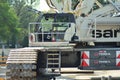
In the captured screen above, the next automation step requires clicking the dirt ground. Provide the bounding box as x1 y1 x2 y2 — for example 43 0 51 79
60 68 120 80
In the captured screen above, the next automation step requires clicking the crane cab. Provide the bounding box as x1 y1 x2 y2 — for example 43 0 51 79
29 13 76 47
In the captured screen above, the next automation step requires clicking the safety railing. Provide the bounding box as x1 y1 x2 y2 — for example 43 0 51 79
29 22 74 42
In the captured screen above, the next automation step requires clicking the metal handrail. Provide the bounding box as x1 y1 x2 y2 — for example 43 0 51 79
29 22 73 42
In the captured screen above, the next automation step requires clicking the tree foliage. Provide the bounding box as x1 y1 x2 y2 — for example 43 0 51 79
8 0 39 47
0 0 19 44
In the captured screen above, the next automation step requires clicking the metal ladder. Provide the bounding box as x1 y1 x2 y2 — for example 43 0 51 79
46 51 61 75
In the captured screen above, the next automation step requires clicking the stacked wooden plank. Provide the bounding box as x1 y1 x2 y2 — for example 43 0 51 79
6 48 37 80
0 56 7 66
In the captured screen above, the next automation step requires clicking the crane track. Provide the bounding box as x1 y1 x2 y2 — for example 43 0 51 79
6 48 37 80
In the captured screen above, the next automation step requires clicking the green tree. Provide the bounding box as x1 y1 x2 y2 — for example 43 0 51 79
8 0 39 47
0 0 19 46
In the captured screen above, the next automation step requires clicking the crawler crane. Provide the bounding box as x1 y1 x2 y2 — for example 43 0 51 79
6 0 120 80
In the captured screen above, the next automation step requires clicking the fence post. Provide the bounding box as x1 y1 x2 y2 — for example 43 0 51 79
2 44 5 61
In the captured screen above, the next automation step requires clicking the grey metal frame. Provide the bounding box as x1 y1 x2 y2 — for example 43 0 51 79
29 22 71 42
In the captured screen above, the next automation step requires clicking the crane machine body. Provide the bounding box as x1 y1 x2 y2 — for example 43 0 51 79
6 0 120 80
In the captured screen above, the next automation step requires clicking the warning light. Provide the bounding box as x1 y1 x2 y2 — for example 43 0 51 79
52 36 56 42
81 51 89 59
81 59 89 67
29 33 35 43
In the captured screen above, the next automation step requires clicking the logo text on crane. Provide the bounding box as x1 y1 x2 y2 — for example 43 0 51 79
92 29 120 38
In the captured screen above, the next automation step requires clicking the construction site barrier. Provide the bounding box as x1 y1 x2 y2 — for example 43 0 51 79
0 56 7 66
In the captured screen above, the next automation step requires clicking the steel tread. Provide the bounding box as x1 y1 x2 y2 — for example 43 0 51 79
6 48 37 79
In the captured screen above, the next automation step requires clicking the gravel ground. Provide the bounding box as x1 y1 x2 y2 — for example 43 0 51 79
0 66 7 79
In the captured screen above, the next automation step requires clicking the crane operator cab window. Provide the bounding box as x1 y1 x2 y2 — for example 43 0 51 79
37 13 75 42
